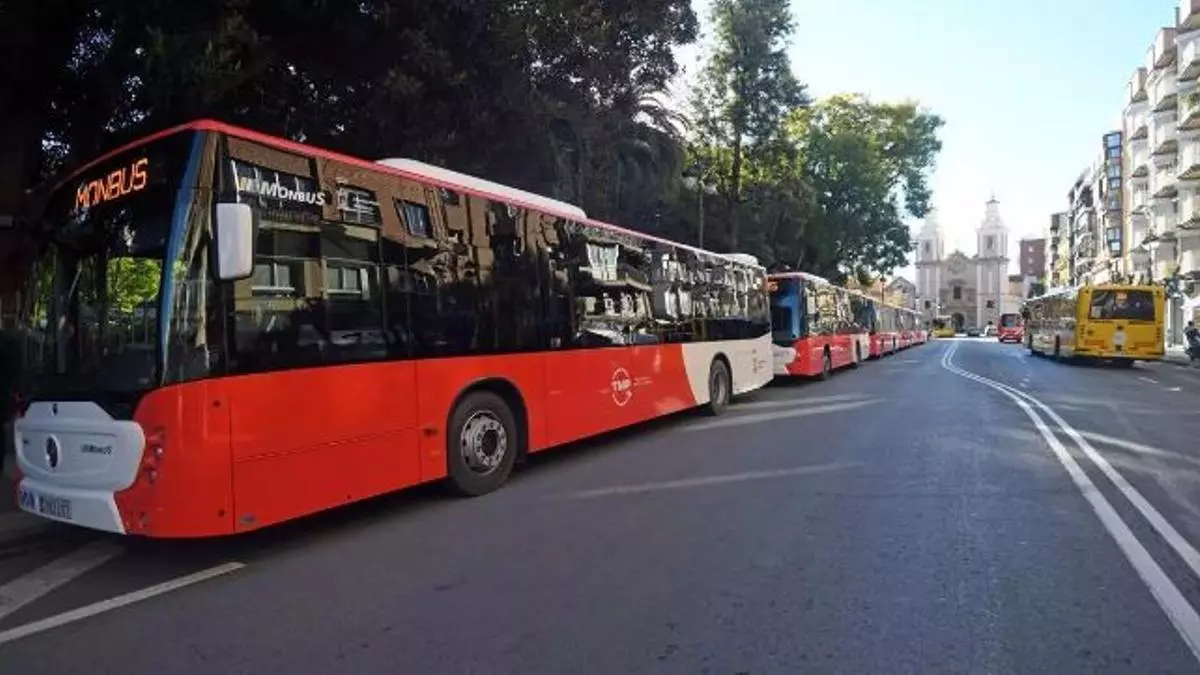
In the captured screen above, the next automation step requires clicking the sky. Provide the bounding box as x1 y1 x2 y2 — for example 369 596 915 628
669 0 1178 281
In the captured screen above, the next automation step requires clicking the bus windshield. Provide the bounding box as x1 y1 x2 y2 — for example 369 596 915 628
1089 289 1156 322
769 278 803 344
999 313 1020 327
19 132 206 407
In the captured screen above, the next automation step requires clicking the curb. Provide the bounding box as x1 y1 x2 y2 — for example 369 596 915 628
1162 354 1196 369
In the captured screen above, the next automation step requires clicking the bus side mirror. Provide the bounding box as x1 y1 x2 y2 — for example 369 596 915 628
214 203 255 281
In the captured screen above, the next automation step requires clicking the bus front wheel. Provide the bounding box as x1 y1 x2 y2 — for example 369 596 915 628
447 391 519 497
702 358 731 417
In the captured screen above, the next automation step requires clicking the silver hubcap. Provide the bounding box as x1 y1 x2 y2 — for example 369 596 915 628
460 411 508 475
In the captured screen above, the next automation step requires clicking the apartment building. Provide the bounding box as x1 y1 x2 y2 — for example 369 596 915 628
1047 212 1071 288
1018 237 1046 281
1068 166 1097 286
1116 4 1200 344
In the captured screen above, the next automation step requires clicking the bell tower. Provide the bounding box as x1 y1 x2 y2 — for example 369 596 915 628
914 209 943 314
976 195 1009 327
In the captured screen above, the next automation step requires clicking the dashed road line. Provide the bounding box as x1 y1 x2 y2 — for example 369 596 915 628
1139 376 1160 385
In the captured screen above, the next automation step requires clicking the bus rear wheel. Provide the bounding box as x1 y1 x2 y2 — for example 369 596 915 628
447 391 519 497
702 358 731 417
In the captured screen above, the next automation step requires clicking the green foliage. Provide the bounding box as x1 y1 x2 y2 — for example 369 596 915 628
6 0 942 288
689 0 806 248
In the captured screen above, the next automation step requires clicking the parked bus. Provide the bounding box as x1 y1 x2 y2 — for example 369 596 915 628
769 272 868 378
872 300 901 356
1024 284 1164 364
847 290 897 359
11 120 774 537
996 312 1023 343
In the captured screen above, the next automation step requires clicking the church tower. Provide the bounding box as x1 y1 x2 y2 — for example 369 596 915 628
914 209 943 315
975 195 1009 327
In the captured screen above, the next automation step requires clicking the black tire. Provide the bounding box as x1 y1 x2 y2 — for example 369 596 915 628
702 358 732 416
1053 338 1061 359
819 349 832 381
1113 359 1135 369
446 391 519 497
851 343 862 368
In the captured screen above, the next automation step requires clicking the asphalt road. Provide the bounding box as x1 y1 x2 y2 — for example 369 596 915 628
3 339 1200 674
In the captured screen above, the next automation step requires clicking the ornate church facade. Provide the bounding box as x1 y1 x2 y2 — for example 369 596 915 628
914 198 1024 331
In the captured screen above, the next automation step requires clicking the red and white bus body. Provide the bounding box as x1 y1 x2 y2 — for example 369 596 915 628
899 307 925 347
11 121 773 538
870 304 900 357
997 312 1024 343
768 272 868 377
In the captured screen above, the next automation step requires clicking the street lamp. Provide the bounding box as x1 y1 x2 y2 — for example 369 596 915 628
682 162 716 249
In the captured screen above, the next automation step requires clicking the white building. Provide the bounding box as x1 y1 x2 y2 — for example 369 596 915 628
915 198 1021 330
1117 5 1200 345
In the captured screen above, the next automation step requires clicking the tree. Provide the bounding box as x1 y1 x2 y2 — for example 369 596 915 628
776 95 943 279
689 0 806 249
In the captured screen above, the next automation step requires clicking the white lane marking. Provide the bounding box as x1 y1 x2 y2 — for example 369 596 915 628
942 342 1200 662
735 393 871 410
684 400 877 432
1139 376 1160 385
984 370 1200 584
0 562 246 646
0 540 123 621
561 462 859 500
1169 387 1183 392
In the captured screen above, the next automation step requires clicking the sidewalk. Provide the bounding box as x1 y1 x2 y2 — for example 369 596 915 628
1164 346 1195 368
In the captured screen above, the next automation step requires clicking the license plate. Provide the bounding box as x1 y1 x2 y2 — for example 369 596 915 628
17 488 72 521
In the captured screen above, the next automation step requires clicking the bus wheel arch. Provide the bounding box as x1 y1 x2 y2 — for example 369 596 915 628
702 354 732 416
445 379 528 497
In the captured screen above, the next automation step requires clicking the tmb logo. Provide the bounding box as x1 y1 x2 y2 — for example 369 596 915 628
610 367 633 407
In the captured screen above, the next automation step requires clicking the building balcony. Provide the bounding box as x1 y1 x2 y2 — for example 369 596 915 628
1151 27 1179 71
1182 0 1200 34
1152 204 1180 234
1182 28 1200 81
1152 71 1180 112
1180 138 1200 182
1129 66 1150 104
1153 139 1179 166
1180 89 1200 132
1181 188 1200 229
1152 163 1180 198
1152 117 1179 158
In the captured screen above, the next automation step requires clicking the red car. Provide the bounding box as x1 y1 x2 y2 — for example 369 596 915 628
997 313 1024 343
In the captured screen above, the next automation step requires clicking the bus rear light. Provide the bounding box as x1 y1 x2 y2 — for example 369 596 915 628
143 427 166 463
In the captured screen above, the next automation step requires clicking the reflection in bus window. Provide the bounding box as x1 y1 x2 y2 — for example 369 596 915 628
1089 290 1155 322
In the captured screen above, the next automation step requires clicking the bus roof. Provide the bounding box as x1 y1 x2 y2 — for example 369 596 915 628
768 270 831 285
48 119 762 267
1028 282 1159 302
376 158 587 221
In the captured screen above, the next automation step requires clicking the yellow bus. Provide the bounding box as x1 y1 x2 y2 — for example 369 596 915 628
931 316 955 338
1023 284 1164 365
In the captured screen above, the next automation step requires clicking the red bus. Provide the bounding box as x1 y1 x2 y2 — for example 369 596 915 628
10 120 774 537
768 272 869 378
997 312 1024 343
899 307 926 346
